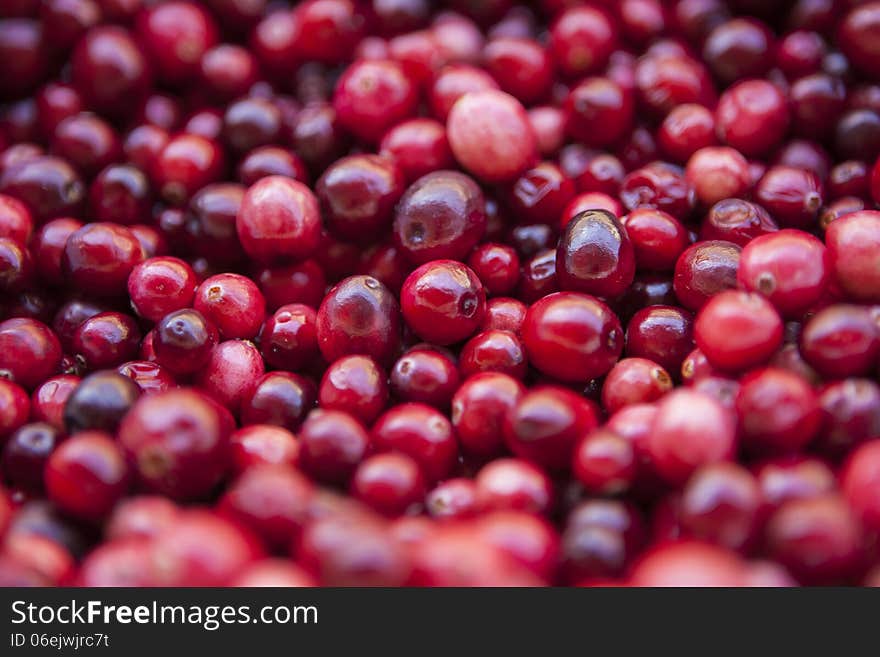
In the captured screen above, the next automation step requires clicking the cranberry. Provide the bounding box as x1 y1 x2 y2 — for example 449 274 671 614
127 257 196 323
735 367 821 454
841 440 880 533
198 44 259 102
700 198 777 246
2 422 62 492
371 402 456 482
123 125 169 173
45 431 129 520
333 59 418 144
737 229 829 317
625 305 694 375
379 118 454 183
573 429 637 495
192 273 265 341
236 176 321 264
799 304 879 379
316 275 401 366
572 153 625 196
619 162 696 220
482 297 527 335
119 389 232 501
152 133 225 206
51 113 121 178
522 291 622 382
466 243 520 296
425 478 477 519
685 146 750 207
393 170 486 264
195 340 264 415
351 452 426 516
459 330 526 380
703 17 774 83
601 357 672 414
826 210 880 302
564 77 633 148
695 290 783 373
635 54 716 118
255 259 326 312
818 380 880 455
715 79 789 157
518 248 559 304
766 494 864 584
549 5 617 78
658 104 717 163
315 355 386 425
556 209 634 298
428 64 499 121
229 424 299 476
70 26 151 117
647 389 737 485
0 318 62 390
562 499 646 581
88 164 151 227
777 30 826 79
63 370 139 437
116 361 175 396
754 166 824 228
838 2 880 79
447 89 537 183
31 375 79 431
673 240 741 312
135 1 218 85
620 208 689 272
0 194 33 246
0 156 85 223
390 347 459 409
71 311 140 370
789 73 846 140
755 456 835 509
474 458 553 515
240 372 315 433
0 237 33 292
400 260 485 345
105 496 180 542
562 192 624 225
238 147 309 187
503 385 598 470
507 161 575 226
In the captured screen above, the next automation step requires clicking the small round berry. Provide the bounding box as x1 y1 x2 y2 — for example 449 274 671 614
799 305 880 379
351 452 426 517
715 79 789 157
451 372 524 458
152 309 219 376
601 357 672 414
63 370 140 435
318 355 388 425
0 318 62 390
194 273 266 340
194 340 265 416
390 347 460 409
259 304 318 371
127 256 197 323
298 409 370 485
825 210 880 303
61 223 143 298
474 458 554 515
556 209 635 298
371 402 457 483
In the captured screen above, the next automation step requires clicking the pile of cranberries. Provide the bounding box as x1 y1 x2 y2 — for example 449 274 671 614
0 0 879 587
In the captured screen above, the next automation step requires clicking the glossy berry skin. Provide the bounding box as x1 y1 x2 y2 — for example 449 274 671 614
685 146 750 207
351 452 426 517
694 291 783 373
647 389 737 485
297 409 370 485
229 425 300 476
0 380 32 441
240 372 315 433
45 431 129 521
657 103 717 163
393 170 486 265
565 77 634 147
508 162 576 226
316 275 402 366
317 155 405 243
0 156 85 223
0 318 62 390
839 3 880 79
620 209 689 272
679 462 763 552
573 429 637 495
474 458 554 515
390 348 460 409
715 79 789 157
426 478 478 520
459 330 527 380
825 211 880 303
128 256 197 323
522 292 623 383
0 193 33 245
61 223 143 298
549 5 617 78
447 89 537 184
735 368 821 454
195 340 265 416
700 198 777 247
467 243 520 296
194 273 265 340
503 385 598 471
619 162 696 220
31 375 79 431
319 355 388 425
152 309 219 376
333 59 418 143
379 118 455 183
625 305 694 375
673 240 741 312
118 389 233 501
737 230 829 318
799 305 880 379
371 402 457 483
116 361 175 396
766 494 864 585
151 133 225 206
2 422 62 493
135 1 219 85
72 311 141 370
754 166 824 229
89 164 152 226
841 440 880 532
259 304 318 371
601 357 672 414
482 297 527 335
452 372 524 458
236 176 321 264
556 210 635 298
401 260 486 346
